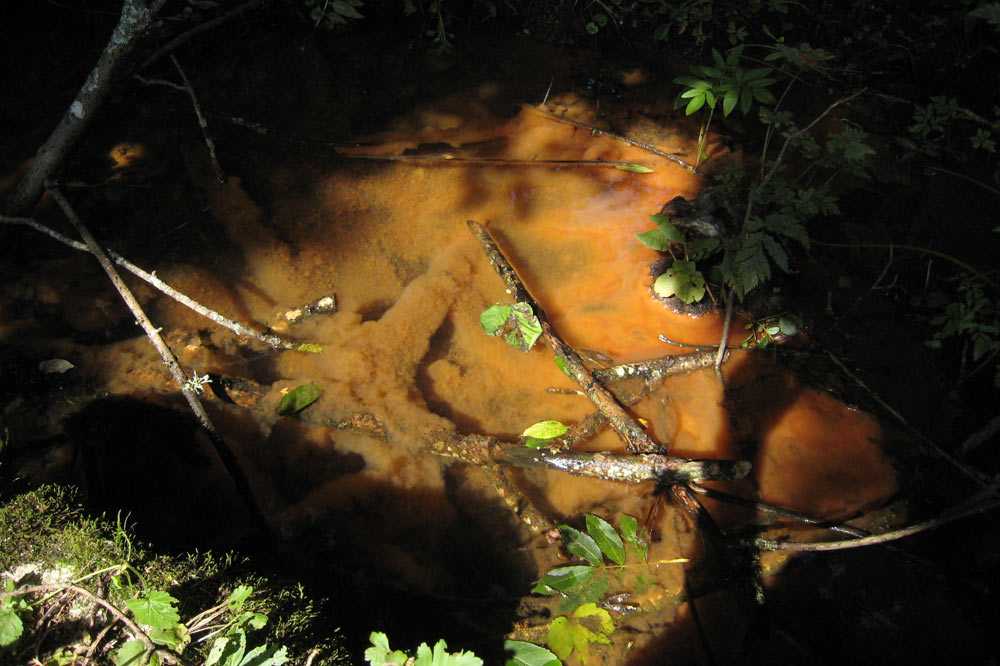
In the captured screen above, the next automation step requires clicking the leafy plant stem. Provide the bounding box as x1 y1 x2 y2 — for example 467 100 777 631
922 165 1000 198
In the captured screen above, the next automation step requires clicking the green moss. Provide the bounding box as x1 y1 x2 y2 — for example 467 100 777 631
0 484 352 666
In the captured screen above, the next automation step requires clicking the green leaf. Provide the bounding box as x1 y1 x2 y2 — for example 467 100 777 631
480 303 541 352
533 565 595 594
620 515 647 559
278 382 323 415
510 303 543 350
649 215 684 241
614 163 654 173
365 632 409 666
722 88 738 116
762 235 790 273
635 229 672 252
559 525 603 565
547 617 574 660
585 515 625 565
573 603 615 636
684 94 706 115
503 640 561 666
522 420 569 439
653 264 706 304
227 586 253 614
239 644 288 666
126 591 180 630
687 236 720 260
150 623 189 650
553 356 571 377
331 0 363 19
115 639 147 666
479 304 511 334
0 607 23 647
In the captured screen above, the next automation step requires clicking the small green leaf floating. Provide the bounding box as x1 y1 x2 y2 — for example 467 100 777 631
480 303 543 352
523 420 568 449
278 382 323 415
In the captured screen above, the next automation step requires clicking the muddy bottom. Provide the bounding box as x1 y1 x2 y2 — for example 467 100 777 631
0 21 943 666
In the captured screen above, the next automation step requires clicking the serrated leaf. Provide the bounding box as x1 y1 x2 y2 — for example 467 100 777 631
150 624 188 650
126 591 180 630
614 163 653 173
115 639 147 666
504 640 561 666
510 303 543 351
585 515 625 565
559 525 603 565
522 420 569 439
635 229 670 251
762 234 790 273
364 632 409 666
278 382 323 415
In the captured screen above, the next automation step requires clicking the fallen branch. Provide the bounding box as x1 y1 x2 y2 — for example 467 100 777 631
755 495 1000 552
427 431 751 484
529 105 705 176
468 219 661 454
47 185 271 539
0 214 320 352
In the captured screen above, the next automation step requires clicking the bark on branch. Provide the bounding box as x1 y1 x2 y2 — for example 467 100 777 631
6 0 168 215
427 431 751 484
468 219 663 454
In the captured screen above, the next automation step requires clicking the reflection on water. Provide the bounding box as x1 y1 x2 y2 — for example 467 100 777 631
5 79 896 664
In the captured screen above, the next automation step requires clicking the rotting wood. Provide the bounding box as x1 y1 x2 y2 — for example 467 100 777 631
468 219 663 455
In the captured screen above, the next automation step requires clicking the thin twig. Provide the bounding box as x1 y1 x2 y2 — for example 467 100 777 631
47 185 272 539
0 584 192 666
961 412 1000 455
756 496 1000 551
713 293 734 382
468 220 661 454
826 350 994 494
0 214 319 352
171 54 224 183
139 0 268 72
341 152 652 170
530 104 705 175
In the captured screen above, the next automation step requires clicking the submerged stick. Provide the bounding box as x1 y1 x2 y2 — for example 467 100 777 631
171 54 225 183
342 152 651 170
427 431 751 484
468 219 660 454
530 105 706 176
47 186 271 539
0 214 319 352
